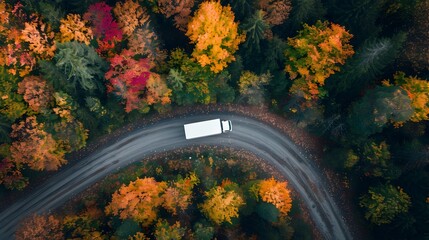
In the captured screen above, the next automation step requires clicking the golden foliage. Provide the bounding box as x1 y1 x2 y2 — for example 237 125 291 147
59 14 93 44
105 177 167 226
113 0 149 37
199 185 244 224
186 1 245 73
285 20 354 100
21 18 56 59
258 177 292 216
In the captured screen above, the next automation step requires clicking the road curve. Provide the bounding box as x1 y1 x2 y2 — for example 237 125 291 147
0 113 352 239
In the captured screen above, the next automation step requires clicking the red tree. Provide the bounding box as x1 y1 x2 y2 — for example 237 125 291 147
84 2 123 55
105 49 152 112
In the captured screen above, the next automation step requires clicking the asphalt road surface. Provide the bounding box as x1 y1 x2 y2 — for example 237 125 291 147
0 113 352 239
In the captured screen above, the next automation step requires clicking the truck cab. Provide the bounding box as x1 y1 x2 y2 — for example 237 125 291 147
221 120 232 132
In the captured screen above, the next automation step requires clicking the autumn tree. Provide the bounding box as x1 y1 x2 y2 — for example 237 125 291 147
360 184 411 225
199 185 245 225
162 172 199 215
0 2 36 77
59 14 93 44
154 219 186 240
238 71 271 105
9 116 66 171
186 1 245 73
284 20 354 100
15 214 63 240
144 74 172 112
17 75 53 113
21 16 56 60
158 0 194 31
83 2 123 55
383 72 429 122
105 177 167 227
251 177 293 216
105 49 152 113
113 0 149 37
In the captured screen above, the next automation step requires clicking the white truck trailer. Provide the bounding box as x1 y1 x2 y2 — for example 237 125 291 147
184 119 232 140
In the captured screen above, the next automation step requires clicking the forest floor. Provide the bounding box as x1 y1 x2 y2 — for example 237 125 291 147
0 103 369 239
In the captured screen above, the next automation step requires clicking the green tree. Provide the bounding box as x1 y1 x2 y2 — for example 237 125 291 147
326 0 382 44
241 10 269 53
326 33 407 99
54 42 107 94
347 86 414 139
362 141 392 178
167 49 214 105
360 184 411 225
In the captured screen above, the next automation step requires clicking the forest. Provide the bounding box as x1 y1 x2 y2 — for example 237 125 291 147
0 0 428 239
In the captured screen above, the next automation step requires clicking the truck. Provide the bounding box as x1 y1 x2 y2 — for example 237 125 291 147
184 118 232 140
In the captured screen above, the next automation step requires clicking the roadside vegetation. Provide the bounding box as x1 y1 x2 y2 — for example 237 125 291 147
15 151 311 239
0 0 427 239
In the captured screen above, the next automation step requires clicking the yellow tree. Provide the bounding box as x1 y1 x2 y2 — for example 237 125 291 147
186 1 245 73
254 177 292 216
105 177 167 227
199 185 244 224
285 20 354 100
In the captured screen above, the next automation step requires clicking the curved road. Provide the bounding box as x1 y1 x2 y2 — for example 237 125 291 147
0 113 352 239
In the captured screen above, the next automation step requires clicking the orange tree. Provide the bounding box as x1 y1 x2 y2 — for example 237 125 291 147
250 177 293 216
105 177 167 227
186 1 245 73
284 20 354 100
